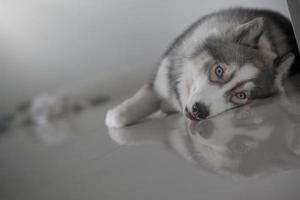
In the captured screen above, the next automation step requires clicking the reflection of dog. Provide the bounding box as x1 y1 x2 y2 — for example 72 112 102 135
167 97 300 176
108 94 300 176
106 8 300 128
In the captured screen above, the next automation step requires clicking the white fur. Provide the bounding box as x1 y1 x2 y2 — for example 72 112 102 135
153 58 180 113
222 64 258 92
153 58 170 99
105 85 160 128
184 64 258 116
178 55 212 110
242 81 255 91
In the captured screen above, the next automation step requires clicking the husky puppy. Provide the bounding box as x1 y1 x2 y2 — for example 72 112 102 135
106 7 300 128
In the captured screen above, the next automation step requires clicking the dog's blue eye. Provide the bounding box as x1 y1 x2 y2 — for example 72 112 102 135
215 65 224 78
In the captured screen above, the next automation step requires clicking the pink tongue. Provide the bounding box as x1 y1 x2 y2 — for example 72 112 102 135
185 112 200 121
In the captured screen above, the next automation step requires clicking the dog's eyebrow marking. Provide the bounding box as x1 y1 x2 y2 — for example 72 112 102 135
222 64 258 92
242 82 255 90
228 81 255 94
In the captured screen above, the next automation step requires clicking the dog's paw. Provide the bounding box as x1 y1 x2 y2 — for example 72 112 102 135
105 108 128 128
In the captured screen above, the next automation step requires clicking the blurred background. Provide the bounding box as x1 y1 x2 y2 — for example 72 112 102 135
2 2 300 200
0 0 291 114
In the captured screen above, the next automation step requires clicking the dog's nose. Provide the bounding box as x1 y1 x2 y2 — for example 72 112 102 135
192 102 209 119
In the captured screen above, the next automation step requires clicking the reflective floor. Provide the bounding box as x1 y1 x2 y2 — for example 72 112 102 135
1 76 300 200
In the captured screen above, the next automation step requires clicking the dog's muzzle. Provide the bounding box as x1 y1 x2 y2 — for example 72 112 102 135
185 103 209 121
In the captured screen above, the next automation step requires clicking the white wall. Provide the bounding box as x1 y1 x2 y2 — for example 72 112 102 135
0 0 290 112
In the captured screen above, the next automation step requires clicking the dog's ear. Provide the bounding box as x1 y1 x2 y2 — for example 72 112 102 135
274 53 295 92
232 17 264 48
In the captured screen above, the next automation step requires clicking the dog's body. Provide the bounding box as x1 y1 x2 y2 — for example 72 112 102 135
106 7 299 128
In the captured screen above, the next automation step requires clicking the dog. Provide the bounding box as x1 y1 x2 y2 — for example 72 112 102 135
105 7 300 128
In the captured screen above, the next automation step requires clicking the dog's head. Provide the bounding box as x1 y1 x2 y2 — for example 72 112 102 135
184 17 295 121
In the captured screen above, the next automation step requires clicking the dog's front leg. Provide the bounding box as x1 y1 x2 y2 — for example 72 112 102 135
105 84 161 128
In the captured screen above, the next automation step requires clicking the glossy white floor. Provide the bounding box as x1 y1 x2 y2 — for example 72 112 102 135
1 76 300 200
